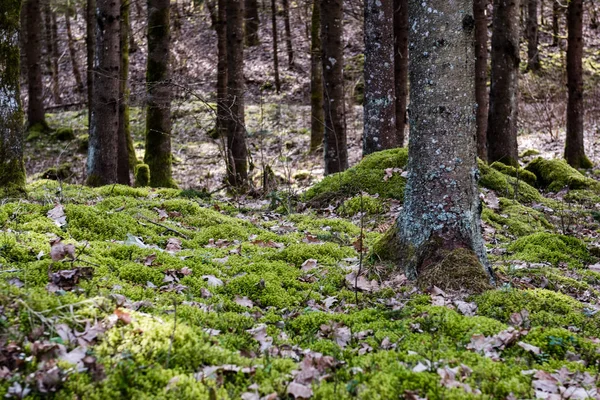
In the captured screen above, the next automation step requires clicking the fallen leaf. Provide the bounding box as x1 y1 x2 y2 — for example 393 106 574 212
165 238 182 253
518 341 541 355
47 204 67 227
235 296 254 308
202 275 224 287
287 382 313 399
301 259 318 272
114 309 132 325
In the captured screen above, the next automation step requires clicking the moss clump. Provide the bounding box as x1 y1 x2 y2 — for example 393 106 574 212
52 127 75 141
478 159 543 203
525 157 598 192
338 195 385 216
520 149 540 158
77 134 89 153
41 162 72 181
303 148 408 204
417 248 492 293
490 161 537 186
481 197 554 237
507 232 592 267
135 164 150 187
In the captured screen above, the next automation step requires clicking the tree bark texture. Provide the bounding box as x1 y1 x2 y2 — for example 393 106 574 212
487 0 520 167
216 0 228 138
44 3 61 105
393 0 408 147
244 0 260 46
86 0 95 127
526 0 541 72
363 0 396 155
397 0 490 280
564 0 591 168
282 0 294 66
86 0 120 186
144 0 176 188
0 0 26 194
117 0 133 185
309 0 324 152
474 0 488 160
552 0 560 46
271 0 281 92
65 3 85 96
25 0 47 129
226 0 249 188
321 0 348 174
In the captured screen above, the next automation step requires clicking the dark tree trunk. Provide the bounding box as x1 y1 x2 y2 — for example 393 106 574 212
363 0 396 155
244 0 260 46
526 0 541 72
25 0 48 130
0 0 26 195
44 3 61 105
65 3 85 96
216 0 228 138
144 0 176 188
391 0 491 284
321 0 347 174
271 0 281 92
393 0 408 147
117 0 134 185
474 0 489 160
564 0 591 169
86 0 120 186
282 0 294 66
552 0 560 46
226 0 249 188
86 0 95 127
487 0 520 167
309 0 324 152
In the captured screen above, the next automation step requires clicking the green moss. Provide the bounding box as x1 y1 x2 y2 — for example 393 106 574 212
507 232 592 267
41 162 72 181
288 214 360 236
303 148 409 204
52 127 75 141
276 242 355 266
77 134 89 153
478 159 543 203
135 164 150 187
481 197 554 237
338 195 385 216
490 161 537 186
525 157 599 192
520 149 540 158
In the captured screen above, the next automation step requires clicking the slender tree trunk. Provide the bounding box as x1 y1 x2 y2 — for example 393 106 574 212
271 0 281 92
363 0 395 155
0 0 27 195
526 0 541 72
65 2 85 96
25 0 48 130
86 0 95 127
87 0 120 186
321 0 347 174
391 0 491 285
117 0 134 185
393 0 408 147
474 0 489 160
540 0 545 26
487 0 520 167
282 0 294 66
564 0 591 168
226 0 249 188
245 0 260 46
144 0 176 188
216 0 228 138
309 0 324 152
44 3 61 105
552 0 560 46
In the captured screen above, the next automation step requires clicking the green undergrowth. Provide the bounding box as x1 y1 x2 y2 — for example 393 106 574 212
482 197 554 237
507 232 593 268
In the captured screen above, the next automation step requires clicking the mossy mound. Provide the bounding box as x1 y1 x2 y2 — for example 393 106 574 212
52 127 76 141
478 159 543 203
338 195 385 217
490 161 537 187
507 232 592 267
482 197 554 237
525 157 599 192
40 162 72 181
303 148 409 205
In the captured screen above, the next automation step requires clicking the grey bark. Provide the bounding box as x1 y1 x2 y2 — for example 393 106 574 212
309 0 324 152
44 3 61 105
271 0 281 92
86 0 95 127
245 0 260 46
474 0 488 159
282 0 294 66
25 0 47 129
393 0 408 147
526 0 541 72
65 2 85 96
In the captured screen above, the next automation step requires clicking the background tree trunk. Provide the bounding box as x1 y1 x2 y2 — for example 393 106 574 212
271 0 281 92
282 0 294 66
144 0 176 188
25 0 48 130
216 0 228 138
393 0 408 147
0 0 26 195
65 2 85 96
86 0 95 128
552 0 560 46
244 0 260 46
564 0 591 168
363 0 396 155
394 0 491 283
487 0 520 167
321 0 348 174
87 0 120 186
226 0 249 188
474 0 489 160
526 0 541 72
44 2 61 105
309 0 324 153
117 0 134 185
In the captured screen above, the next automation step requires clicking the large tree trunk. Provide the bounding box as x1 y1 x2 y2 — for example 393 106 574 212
216 0 228 138
282 0 294 66
86 0 95 128
0 0 26 195
117 0 134 185
390 0 491 286
393 0 408 147
226 0 249 188
25 0 48 130
65 2 85 96
474 0 489 160
309 0 324 153
86 0 120 186
271 0 281 92
487 0 520 167
526 0 541 72
363 0 396 155
144 0 176 188
321 0 348 174
44 3 61 105
244 0 260 46
564 0 591 169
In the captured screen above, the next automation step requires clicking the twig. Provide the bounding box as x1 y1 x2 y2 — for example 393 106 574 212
166 300 178 369
136 214 189 239
0 269 22 274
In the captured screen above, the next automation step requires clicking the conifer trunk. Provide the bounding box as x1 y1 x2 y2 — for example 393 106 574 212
393 0 408 147
309 0 324 152
216 0 228 138
552 0 560 46
25 0 48 130
271 0 281 92
44 3 61 105
282 0 294 66
474 0 489 160
245 0 260 46
117 0 134 185
86 0 95 126
65 2 85 96
526 0 541 72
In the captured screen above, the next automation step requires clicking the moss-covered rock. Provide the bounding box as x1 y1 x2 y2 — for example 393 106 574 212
338 195 385 217
41 162 72 181
490 161 537 186
507 232 592 267
481 197 554 237
525 157 599 192
135 164 150 187
478 159 543 203
52 127 76 141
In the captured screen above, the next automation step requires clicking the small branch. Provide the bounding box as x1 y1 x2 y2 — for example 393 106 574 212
136 214 189 239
